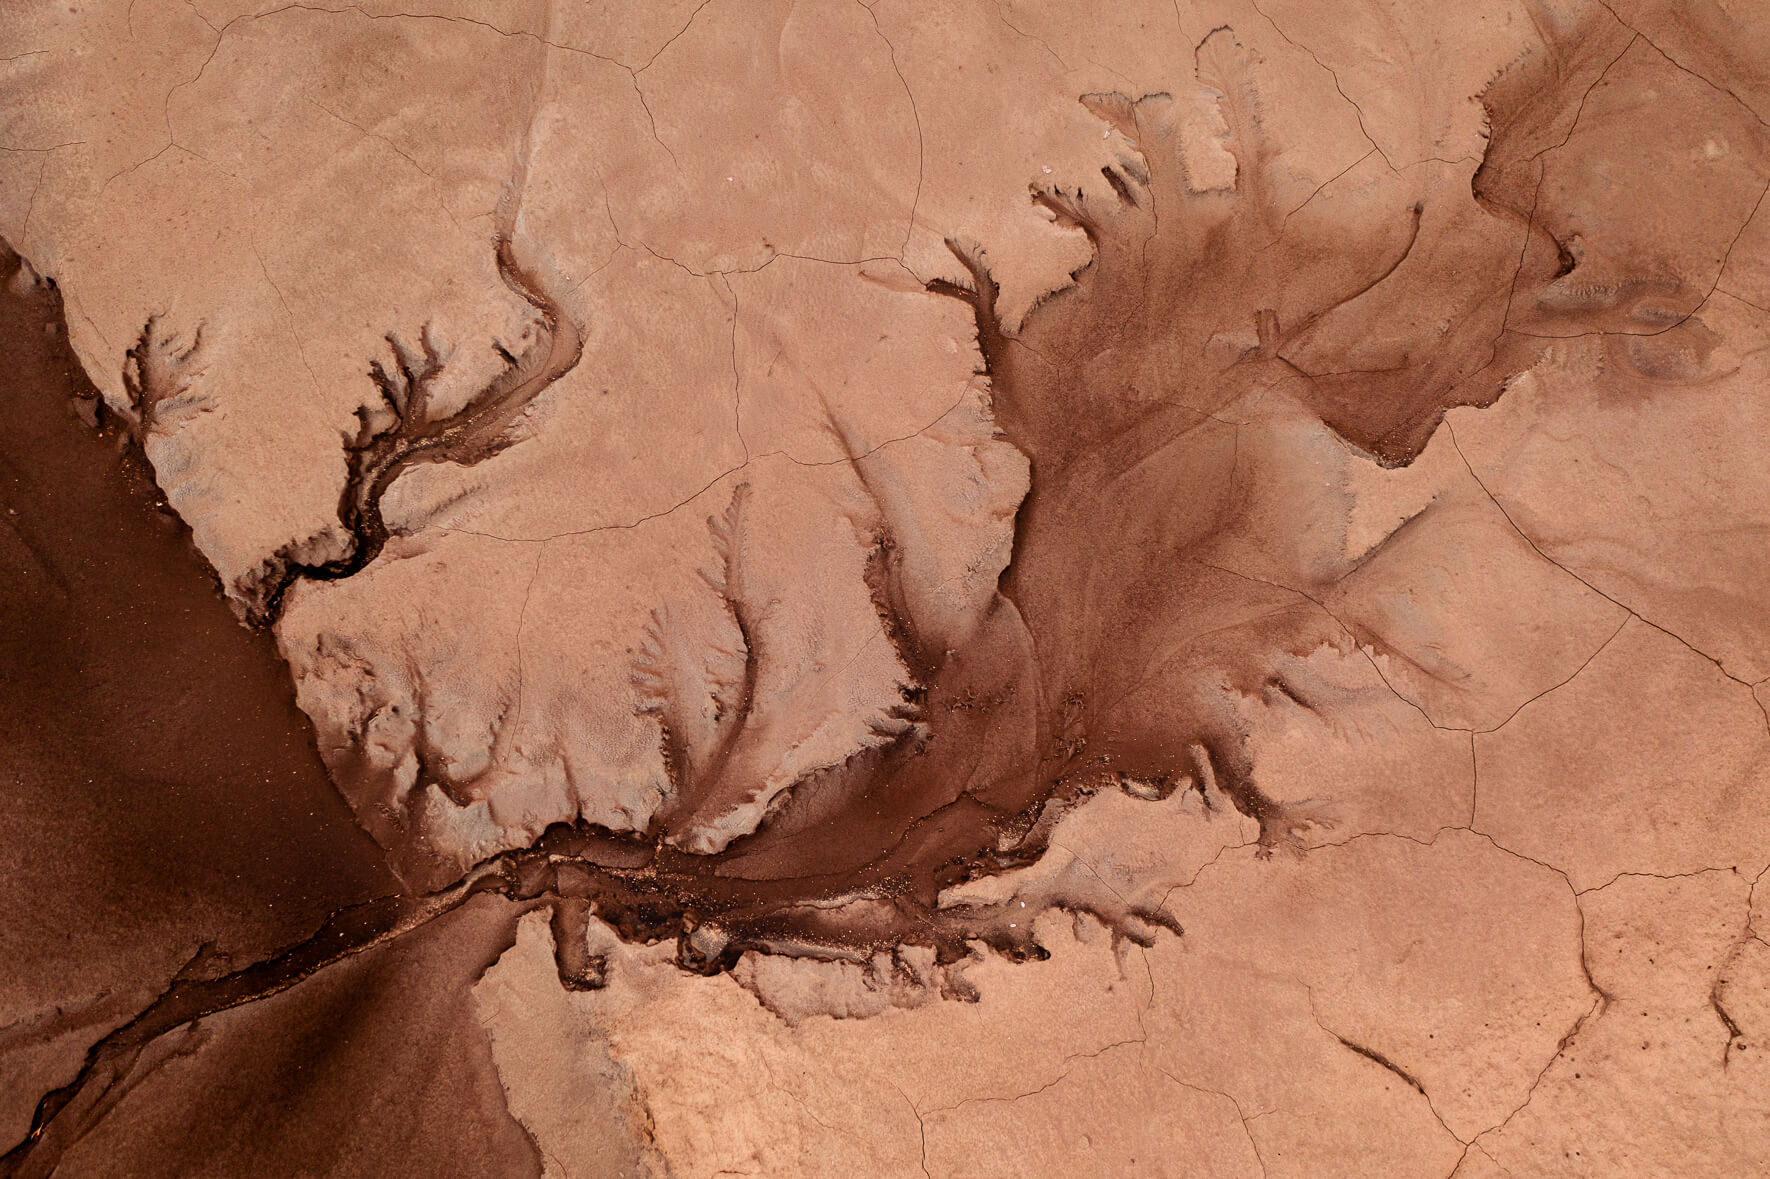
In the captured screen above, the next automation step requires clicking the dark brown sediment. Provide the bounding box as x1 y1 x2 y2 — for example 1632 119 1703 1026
0 245 551 1177
11 3 1765 1166
42 897 564 1179
0 246 394 922
0 241 379 1162
695 5 1770 913
2 53 1537 1169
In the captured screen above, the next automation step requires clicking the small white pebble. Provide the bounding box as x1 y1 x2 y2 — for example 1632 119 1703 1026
1042 165 1052 173
1009 923 1017 928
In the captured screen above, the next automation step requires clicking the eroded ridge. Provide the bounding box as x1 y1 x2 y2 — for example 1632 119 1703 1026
235 236 584 627
53 23 1582 975
612 33 1401 941
123 25 1582 955
121 315 210 440
423 24 1585 955
9 7 1765 1168
929 32 1483 862
7 0 1770 1171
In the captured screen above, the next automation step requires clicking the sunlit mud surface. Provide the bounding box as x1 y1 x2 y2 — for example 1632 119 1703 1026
4 0 1770 1174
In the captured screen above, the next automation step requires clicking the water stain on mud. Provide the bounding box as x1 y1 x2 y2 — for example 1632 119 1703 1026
0 49 1516 1174
9 4 1761 1168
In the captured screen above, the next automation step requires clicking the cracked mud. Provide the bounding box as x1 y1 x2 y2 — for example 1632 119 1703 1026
4 0 1770 1175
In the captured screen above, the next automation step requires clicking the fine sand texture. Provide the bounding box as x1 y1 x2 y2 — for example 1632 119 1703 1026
3 1 1769 1175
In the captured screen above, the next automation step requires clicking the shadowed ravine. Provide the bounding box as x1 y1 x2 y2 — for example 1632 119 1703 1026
235 235 587 628
5 7 1737 1168
0 245 530 1176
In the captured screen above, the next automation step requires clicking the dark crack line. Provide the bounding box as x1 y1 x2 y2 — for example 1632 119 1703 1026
1183 555 1468 737
248 235 322 397
1148 838 1259 930
436 387 975 545
889 1082 931 1179
1258 146 1376 252
98 141 177 191
281 2 615 61
859 1 923 257
1575 865 1741 896
130 2 664 191
1136 945 1156 1042
495 543 547 767
1311 822 1617 1133
1458 1142 1518 1179
0 140 84 154
1492 166 1543 361
182 0 218 34
1444 422 1765 710
1714 285 1770 314
1156 1068 1269 1179
567 242 629 294
1467 731 1478 828
63 287 114 357
1443 830 1614 1157
602 182 929 281
17 158 46 247
757 1056 854 1141
1467 989 1604 1154
920 1036 1144 1116
1714 975 1747 1068
303 96 461 228
1593 0 1770 130
992 1 1070 72
633 0 714 74
1475 615 1630 735
1301 983 1463 1145
627 72 680 170
1526 32 1639 169
1333 1035 1427 1097
717 272 749 459
1484 30 1639 361
1247 0 1394 171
